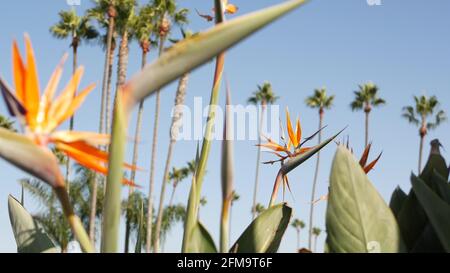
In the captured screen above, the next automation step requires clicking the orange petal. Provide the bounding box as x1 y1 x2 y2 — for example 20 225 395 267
37 54 67 126
47 67 84 128
12 40 26 104
24 34 40 129
364 152 382 174
51 83 96 130
225 4 238 14
296 117 302 147
286 109 298 148
258 142 287 152
51 131 110 146
56 142 138 187
359 143 372 168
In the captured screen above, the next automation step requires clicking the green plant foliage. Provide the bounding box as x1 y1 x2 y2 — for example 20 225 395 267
230 203 292 253
326 147 403 253
8 195 58 253
186 222 217 253
389 186 407 220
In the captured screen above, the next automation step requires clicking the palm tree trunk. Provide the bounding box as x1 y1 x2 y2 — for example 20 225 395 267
418 127 426 174
105 43 115 136
153 72 190 253
65 44 78 193
365 110 370 148
252 103 266 219
296 230 300 250
147 36 166 253
88 22 114 243
313 235 317 252
308 109 323 250
168 184 177 207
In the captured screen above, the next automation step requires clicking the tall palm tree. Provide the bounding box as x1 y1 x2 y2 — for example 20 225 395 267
198 196 207 219
254 203 265 216
87 0 118 243
0 115 15 131
312 227 322 252
291 218 305 251
122 190 147 253
402 95 446 173
50 8 98 188
305 87 334 250
229 191 240 244
350 82 386 147
248 82 278 219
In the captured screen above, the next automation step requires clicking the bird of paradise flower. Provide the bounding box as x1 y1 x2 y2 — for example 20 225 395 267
0 35 137 187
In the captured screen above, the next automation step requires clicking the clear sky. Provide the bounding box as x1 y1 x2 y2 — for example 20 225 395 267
0 0 449 253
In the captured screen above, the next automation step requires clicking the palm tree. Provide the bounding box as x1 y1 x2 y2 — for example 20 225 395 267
87 0 118 243
248 82 278 219
350 82 386 147
168 167 189 206
312 227 322 252
402 95 446 173
0 115 15 131
291 218 305 251
305 87 334 250
254 203 265 216
229 191 240 243
122 190 147 253
50 8 98 189
198 196 207 218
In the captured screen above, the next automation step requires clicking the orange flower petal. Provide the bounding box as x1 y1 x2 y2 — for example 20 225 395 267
56 142 138 187
52 83 96 130
12 40 26 104
363 152 382 174
359 143 372 168
225 4 238 14
296 117 302 147
286 109 298 148
47 66 84 127
37 54 67 126
258 142 287 152
24 34 40 129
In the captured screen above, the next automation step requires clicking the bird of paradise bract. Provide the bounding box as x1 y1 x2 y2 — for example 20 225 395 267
0 35 137 187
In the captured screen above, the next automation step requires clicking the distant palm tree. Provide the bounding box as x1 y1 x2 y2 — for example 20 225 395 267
122 190 147 253
305 87 334 250
312 227 322 252
402 95 446 173
254 203 265 216
291 218 305 251
229 191 240 242
0 115 15 131
50 8 98 188
168 167 189 206
350 82 386 147
248 82 278 219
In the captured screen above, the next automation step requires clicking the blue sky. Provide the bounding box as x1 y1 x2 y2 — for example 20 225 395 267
0 0 449 253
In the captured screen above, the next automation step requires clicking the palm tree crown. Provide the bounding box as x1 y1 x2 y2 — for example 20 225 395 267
0 115 15 131
402 95 446 135
350 82 385 112
291 219 305 230
248 82 278 106
132 4 158 53
305 88 334 113
312 227 322 236
50 9 98 49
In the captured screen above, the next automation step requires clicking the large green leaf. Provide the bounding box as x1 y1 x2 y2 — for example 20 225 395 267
397 152 449 250
326 147 403 253
389 186 407 220
411 174 450 252
8 195 58 253
186 221 217 253
230 203 292 253
430 171 450 204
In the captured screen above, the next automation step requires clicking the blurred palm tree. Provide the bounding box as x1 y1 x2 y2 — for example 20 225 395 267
305 87 334 250
350 82 385 147
0 115 15 131
149 0 188 253
402 95 446 173
312 227 322 252
50 8 99 188
21 165 104 252
168 167 190 206
254 203 265 216
247 82 278 219
291 218 305 251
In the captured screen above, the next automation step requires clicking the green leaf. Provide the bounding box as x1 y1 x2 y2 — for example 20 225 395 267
430 171 450 204
230 203 292 253
124 0 309 112
186 221 217 253
8 195 58 253
411 224 445 253
411 174 450 252
326 147 403 253
389 186 407 219
0 128 63 188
